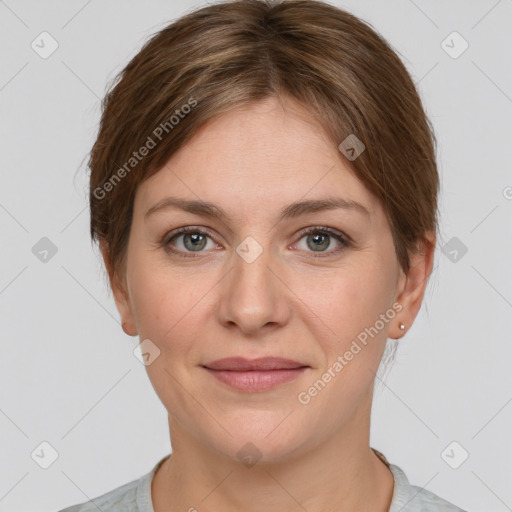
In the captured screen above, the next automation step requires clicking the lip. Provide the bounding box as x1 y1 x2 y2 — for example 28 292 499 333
203 367 308 392
203 357 308 371
202 357 309 392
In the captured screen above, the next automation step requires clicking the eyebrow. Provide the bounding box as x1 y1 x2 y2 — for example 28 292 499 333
144 196 371 222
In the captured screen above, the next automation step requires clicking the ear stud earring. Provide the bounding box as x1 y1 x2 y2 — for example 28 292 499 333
399 323 405 331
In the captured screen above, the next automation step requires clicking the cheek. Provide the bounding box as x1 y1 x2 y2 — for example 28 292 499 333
295 264 395 418
296 259 395 344
127 259 215 349
127 265 211 402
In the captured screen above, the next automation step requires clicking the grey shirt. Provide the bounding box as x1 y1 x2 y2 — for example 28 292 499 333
58 450 467 511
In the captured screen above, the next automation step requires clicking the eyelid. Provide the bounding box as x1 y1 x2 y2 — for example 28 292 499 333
162 225 219 246
292 225 351 257
295 225 351 243
161 225 352 257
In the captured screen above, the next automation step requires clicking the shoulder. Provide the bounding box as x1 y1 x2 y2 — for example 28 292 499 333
388 463 468 512
57 470 152 512
57 455 169 512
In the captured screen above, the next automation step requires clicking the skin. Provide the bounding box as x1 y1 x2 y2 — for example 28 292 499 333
103 95 435 512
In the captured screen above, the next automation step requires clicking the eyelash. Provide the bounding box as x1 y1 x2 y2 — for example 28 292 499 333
160 226 351 259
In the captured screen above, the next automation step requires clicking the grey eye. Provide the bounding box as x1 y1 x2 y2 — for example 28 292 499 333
167 230 217 253
305 232 331 251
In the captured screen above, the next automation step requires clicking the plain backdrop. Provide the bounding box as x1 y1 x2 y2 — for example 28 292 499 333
0 1 511 511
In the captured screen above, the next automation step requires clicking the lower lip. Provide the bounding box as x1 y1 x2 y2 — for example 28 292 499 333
203 367 308 391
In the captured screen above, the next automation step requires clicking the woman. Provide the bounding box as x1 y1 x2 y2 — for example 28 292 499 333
59 0 466 510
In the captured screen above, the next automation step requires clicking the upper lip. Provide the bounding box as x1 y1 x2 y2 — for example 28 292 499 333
202 357 308 371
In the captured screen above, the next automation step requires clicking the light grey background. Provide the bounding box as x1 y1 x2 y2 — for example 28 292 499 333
0 1 511 511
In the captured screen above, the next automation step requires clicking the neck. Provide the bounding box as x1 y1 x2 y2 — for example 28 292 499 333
152 398 394 512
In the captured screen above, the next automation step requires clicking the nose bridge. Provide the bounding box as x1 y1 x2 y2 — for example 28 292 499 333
216 234 290 333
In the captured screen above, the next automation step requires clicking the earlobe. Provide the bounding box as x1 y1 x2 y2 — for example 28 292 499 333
122 321 138 337
100 241 138 337
393 232 436 338
111 272 138 337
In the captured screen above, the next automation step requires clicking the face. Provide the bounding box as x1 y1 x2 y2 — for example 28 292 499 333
110 95 429 464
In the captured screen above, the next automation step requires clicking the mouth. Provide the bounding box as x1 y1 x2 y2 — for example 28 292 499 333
201 357 309 392
202 356 308 371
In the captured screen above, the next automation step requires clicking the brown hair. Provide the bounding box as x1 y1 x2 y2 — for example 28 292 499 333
89 0 438 288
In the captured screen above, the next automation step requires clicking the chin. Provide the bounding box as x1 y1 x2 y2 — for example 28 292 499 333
197 419 311 466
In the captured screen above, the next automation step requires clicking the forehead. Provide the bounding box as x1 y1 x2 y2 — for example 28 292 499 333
135 96 379 219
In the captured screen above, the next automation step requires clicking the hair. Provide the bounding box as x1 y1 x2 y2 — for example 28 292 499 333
89 0 439 291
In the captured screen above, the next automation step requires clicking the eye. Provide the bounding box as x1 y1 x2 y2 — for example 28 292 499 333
293 226 350 257
161 225 351 259
162 227 219 257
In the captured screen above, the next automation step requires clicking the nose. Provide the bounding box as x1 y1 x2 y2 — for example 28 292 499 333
216 239 292 336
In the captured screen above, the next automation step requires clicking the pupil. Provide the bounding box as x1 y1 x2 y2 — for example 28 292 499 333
308 232 329 251
181 232 331 253
184 233 206 251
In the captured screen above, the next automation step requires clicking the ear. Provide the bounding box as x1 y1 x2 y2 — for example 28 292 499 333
100 241 138 337
392 231 436 339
